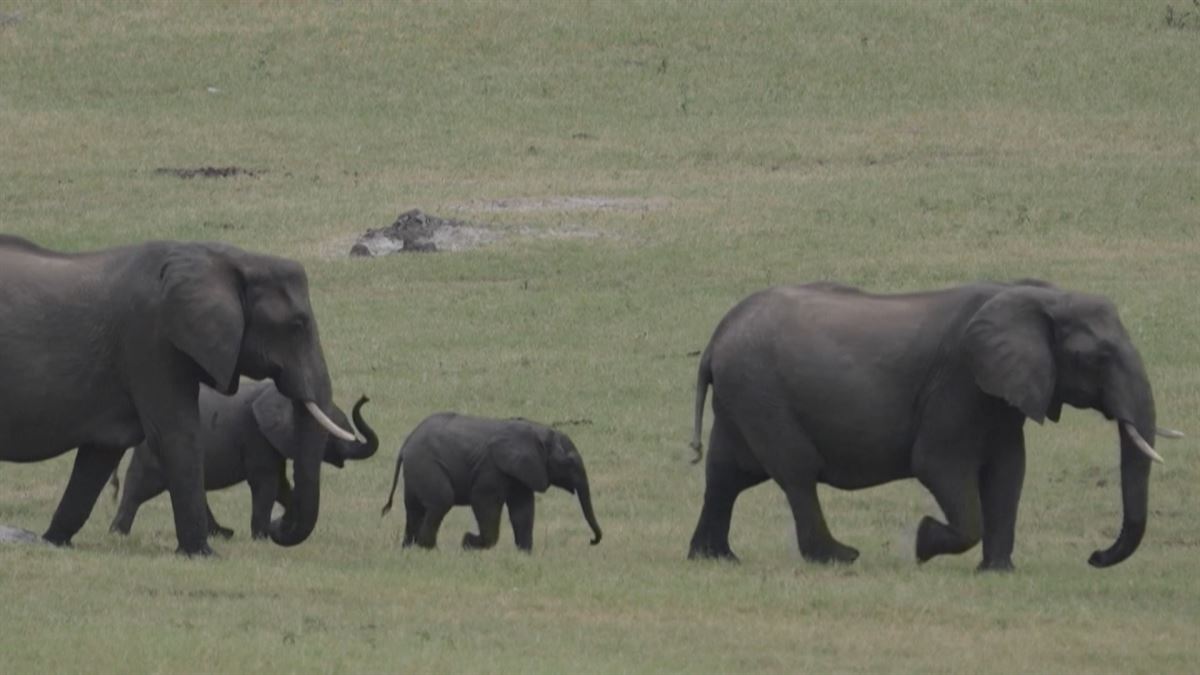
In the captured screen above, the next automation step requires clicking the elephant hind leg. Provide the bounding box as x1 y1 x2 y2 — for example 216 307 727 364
688 416 768 561
415 501 451 549
401 496 425 548
46 444 127 545
915 459 983 563
781 481 860 563
110 453 166 535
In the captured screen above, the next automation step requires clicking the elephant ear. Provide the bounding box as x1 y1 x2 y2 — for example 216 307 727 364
963 288 1057 423
251 386 299 459
490 431 550 493
159 246 245 394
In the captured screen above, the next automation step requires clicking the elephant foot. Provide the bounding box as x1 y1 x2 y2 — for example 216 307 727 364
250 529 270 541
461 532 494 550
41 533 73 547
801 542 860 565
977 558 1015 573
109 522 131 536
210 525 235 540
687 542 741 563
175 543 217 558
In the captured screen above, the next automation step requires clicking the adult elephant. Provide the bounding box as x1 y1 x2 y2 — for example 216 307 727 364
687 280 1178 571
0 235 356 555
110 381 378 540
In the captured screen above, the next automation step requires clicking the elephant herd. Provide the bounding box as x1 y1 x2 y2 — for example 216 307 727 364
0 235 1180 571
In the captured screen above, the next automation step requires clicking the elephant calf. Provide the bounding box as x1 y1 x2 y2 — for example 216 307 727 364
110 381 378 540
381 413 602 552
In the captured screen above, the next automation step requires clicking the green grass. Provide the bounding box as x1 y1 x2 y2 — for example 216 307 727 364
2 1 1199 672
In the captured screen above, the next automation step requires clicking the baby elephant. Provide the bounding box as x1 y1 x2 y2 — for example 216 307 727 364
110 380 378 539
381 413 602 551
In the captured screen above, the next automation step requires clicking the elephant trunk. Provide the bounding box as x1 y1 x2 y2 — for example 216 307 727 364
573 465 602 546
269 403 323 547
1089 370 1155 568
339 396 379 461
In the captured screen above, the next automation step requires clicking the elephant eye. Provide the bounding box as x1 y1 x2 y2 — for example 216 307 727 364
288 315 309 332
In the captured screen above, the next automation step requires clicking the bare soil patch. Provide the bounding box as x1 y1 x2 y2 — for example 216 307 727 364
450 195 668 213
349 209 603 257
0 524 41 544
154 166 261 179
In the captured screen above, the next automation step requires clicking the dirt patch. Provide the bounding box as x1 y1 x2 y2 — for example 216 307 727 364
0 525 42 544
350 210 502 256
154 166 261 179
450 195 668 213
349 209 602 257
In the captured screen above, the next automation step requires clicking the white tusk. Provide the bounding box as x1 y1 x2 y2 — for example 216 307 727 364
304 401 357 442
1123 422 1164 464
1156 426 1185 440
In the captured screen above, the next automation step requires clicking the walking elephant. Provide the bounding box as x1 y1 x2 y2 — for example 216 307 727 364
0 235 356 555
687 280 1179 571
110 381 378 540
381 413 602 552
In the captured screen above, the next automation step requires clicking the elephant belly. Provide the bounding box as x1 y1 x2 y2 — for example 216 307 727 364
0 407 143 463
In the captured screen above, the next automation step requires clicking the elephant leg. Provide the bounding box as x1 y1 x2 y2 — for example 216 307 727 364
205 503 234 540
978 442 1025 572
247 467 282 540
415 501 451 549
109 456 167 535
505 486 536 552
402 496 426 548
781 481 860 563
688 415 768 561
463 493 504 551
45 444 127 546
915 460 983 563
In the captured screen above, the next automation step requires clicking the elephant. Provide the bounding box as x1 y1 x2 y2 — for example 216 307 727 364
109 380 378 540
0 235 356 555
380 413 602 552
687 279 1180 571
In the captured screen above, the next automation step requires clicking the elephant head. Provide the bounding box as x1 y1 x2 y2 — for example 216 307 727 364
494 427 603 545
158 244 356 547
964 283 1174 567
252 390 379 470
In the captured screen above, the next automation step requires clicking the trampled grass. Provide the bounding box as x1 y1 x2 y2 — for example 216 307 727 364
1 2 1198 672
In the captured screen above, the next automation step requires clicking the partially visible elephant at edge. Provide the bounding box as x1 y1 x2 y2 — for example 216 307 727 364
110 381 378 540
381 413 602 552
0 235 356 555
688 279 1179 571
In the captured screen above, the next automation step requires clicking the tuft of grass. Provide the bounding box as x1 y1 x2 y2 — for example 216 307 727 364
2 2 1198 673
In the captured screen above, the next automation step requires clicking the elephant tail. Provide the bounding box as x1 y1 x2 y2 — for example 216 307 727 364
380 445 405 517
689 343 713 464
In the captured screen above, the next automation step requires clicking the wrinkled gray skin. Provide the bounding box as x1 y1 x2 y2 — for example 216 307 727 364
689 280 1167 571
381 413 602 552
109 381 378 540
0 235 341 555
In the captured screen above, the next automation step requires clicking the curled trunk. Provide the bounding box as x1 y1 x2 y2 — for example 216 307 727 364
340 396 379 461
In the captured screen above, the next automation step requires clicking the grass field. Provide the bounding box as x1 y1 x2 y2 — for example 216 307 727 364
1 2 1198 672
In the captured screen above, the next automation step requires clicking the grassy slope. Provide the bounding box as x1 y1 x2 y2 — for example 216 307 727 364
1 2 1198 672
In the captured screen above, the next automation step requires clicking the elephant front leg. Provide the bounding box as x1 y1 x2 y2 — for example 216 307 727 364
505 486 535 552
978 444 1025 572
463 494 503 551
246 466 282 540
157 431 214 557
915 459 983 564
45 444 127 546
205 503 234 540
